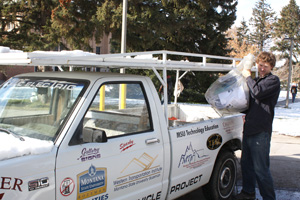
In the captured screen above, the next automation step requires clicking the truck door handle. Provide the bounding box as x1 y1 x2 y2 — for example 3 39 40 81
145 138 160 144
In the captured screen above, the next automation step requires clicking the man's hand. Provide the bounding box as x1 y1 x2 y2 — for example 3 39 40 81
242 69 251 78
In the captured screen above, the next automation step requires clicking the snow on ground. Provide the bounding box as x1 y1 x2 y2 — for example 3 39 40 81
236 186 300 200
273 91 300 137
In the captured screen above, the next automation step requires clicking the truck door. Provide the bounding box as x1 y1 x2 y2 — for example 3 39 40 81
55 78 165 200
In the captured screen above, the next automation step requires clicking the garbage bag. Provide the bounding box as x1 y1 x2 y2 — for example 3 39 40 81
205 54 254 113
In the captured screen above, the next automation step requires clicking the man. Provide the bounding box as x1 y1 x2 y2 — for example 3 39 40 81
235 52 280 200
291 84 297 103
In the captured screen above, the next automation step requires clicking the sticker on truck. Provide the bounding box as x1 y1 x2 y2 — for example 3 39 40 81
137 191 162 200
169 174 203 194
15 79 78 90
113 153 162 192
77 165 107 200
175 124 219 139
60 177 75 197
120 139 136 152
0 177 23 193
177 142 210 169
77 148 101 162
28 177 49 191
207 134 222 150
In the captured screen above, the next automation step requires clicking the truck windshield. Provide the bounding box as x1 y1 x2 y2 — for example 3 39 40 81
0 77 86 142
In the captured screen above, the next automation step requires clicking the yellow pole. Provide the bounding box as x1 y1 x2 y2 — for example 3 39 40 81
119 84 127 109
99 85 105 111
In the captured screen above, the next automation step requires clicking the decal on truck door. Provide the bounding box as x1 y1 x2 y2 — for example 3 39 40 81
113 153 162 192
60 177 75 197
120 139 136 152
77 148 101 162
77 165 107 200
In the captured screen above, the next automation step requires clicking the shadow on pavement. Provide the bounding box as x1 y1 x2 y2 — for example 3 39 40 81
276 97 300 107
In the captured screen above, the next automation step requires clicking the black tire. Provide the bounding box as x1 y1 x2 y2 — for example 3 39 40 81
203 151 237 200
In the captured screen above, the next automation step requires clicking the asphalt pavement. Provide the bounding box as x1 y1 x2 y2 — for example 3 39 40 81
176 134 300 200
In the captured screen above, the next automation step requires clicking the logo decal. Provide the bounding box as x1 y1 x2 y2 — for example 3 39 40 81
207 134 222 150
121 153 157 173
178 142 209 168
0 193 4 200
28 177 49 191
77 165 107 200
77 148 101 162
113 153 162 192
120 139 135 152
60 177 75 197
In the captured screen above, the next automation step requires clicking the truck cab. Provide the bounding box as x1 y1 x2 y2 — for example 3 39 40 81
0 72 170 200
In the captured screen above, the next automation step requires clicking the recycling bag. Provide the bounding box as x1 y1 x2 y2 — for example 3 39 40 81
205 69 249 113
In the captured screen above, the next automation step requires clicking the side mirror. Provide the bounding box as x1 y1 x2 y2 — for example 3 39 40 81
83 127 108 143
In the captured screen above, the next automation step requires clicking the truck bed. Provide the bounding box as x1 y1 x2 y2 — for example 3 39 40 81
167 104 221 127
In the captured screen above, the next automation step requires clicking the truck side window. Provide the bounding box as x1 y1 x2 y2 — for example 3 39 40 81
83 82 152 138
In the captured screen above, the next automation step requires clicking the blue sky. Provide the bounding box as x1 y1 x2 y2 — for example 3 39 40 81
235 0 300 26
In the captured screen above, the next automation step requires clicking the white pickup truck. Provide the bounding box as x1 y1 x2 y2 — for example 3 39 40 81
0 50 245 200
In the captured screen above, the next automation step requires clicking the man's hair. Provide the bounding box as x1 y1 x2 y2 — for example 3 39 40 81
256 52 276 68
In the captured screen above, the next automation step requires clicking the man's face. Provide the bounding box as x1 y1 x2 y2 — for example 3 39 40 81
257 61 273 78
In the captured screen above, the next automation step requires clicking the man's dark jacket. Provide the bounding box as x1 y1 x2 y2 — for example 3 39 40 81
243 73 280 136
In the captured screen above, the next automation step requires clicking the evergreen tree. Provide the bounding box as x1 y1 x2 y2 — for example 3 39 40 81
250 0 276 51
0 0 57 51
95 0 238 103
272 0 300 62
237 18 250 46
96 0 237 56
51 0 104 51
0 0 239 103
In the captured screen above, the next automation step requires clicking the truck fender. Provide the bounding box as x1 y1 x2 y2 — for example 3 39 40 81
202 139 241 200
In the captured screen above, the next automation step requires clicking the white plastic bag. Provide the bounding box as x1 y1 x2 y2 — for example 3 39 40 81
174 80 184 97
205 54 254 114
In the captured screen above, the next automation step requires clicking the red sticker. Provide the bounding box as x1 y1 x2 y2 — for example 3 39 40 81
60 178 75 197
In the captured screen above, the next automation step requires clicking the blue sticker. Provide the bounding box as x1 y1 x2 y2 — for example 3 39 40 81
77 165 107 200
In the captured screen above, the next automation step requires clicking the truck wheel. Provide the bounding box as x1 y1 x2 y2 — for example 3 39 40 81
203 151 236 200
